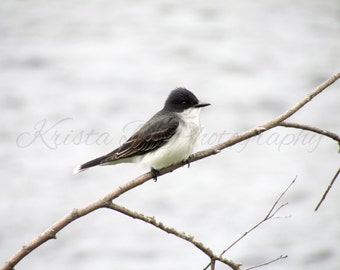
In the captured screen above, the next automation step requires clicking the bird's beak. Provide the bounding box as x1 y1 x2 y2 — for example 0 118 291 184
194 102 211 108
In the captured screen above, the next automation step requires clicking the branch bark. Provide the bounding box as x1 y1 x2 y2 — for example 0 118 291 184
279 121 340 145
315 166 340 211
2 72 340 270
105 202 241 270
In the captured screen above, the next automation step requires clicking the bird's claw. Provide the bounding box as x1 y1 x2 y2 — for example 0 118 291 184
151 168 160 182
185 158 191 168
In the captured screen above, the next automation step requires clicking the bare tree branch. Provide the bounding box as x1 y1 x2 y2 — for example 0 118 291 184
105 202 241 270
279 121 340 146
204 178 295 270
244 255 288 270
1 72 340 270
276 121 340 212
202 72 340 156
203 179 295 270
315 166 340 211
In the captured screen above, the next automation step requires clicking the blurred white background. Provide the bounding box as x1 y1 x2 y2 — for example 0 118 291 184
1 1 339 269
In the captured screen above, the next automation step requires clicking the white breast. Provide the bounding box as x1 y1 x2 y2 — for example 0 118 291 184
136 107 203 170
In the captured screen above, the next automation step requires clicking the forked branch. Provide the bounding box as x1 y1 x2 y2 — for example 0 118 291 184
1 72 340 270
105 202 241 270
204 178 295 270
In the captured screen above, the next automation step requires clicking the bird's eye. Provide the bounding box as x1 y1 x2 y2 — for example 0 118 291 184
181 101 187 105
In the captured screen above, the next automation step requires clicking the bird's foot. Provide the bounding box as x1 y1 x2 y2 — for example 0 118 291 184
185 157 191 168
151 168 160 182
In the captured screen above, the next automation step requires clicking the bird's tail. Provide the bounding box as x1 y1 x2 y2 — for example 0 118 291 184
73 154 109 174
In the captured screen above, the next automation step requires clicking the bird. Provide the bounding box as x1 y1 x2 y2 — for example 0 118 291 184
73 87 210 180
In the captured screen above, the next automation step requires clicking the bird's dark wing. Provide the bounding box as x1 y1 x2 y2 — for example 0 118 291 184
101 113 179 164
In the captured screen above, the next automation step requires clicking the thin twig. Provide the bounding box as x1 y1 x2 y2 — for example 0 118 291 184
203 178 295 270
315 166 340 211
279 121 340 146
245 255 288 270
222 178 295 255
1 72 339 270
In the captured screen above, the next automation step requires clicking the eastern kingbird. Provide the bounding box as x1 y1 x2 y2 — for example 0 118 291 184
73 88 210 179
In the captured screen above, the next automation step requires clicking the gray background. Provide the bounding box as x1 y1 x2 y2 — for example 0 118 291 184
1 1 340 269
